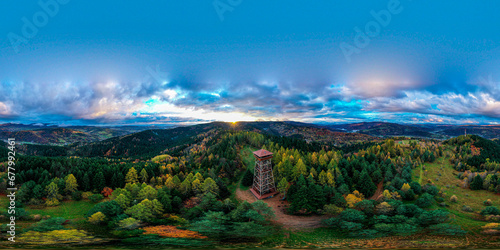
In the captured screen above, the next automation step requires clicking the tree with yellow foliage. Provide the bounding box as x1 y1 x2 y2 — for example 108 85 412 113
125 167 139 184
345 190 364 208
88 212 106 224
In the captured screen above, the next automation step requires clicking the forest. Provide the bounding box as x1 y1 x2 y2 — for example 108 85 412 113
1 125 500 248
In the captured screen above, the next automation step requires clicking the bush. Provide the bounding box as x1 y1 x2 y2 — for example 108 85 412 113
323 204 344 216
481 206 500 216
25 217 67 232
425 185 439 196
462 205 474 212
72 191 83 201
415 193 433 208
339 209 367 223
484 199 493 206
450 195 458 203
118 217 142 230
82 192 93 199
418 210 449 226
89 194 104 203
88 212 106 224
87 200 123 218
45 198 60 207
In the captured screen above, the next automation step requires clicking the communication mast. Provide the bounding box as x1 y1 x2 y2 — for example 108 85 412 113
250 149 278 199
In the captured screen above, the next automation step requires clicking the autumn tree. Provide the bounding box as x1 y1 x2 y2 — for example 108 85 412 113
140 168 149 183
45 182 60 206
64 174 78 195
202 178 219 196
125 167 139 184
101 187 113 197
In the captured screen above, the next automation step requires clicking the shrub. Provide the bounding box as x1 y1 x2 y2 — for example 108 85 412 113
323 204 344 216
484 199 493 206
415 193 433 208
461 205 474 212
72 191 83 201
45 198 60 207
339 209 367 223
82 192 93 199
25 217 67 232
481 206 500 216
418 210 449 226
88 212 106 224
450 195 458 203
89 194 104 203
118 217 142 230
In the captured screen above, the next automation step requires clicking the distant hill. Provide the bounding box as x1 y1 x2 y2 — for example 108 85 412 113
0 124 170 145
434 125 500 139
70 123 218 158
0 128 126 145
326 122 500 139
327 122 438 138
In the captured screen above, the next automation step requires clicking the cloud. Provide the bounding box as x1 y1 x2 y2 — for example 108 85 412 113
1 75 500 125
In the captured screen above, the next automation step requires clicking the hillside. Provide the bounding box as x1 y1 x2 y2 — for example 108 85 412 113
328 122 500 139
328 122 437 138
0 127 128 145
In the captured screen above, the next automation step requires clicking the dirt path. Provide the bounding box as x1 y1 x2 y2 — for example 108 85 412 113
235 188 327 230
369 182 384 200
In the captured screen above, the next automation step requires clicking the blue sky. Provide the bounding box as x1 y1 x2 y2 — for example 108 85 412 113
0 0 499 125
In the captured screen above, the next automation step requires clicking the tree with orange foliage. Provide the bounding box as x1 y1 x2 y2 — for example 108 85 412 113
101 187 113 197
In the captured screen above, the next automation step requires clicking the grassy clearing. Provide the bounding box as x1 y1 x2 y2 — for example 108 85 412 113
24 200 96 220
0 195 97 221
416 152 499 232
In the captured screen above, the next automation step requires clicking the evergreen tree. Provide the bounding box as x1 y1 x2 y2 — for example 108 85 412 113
471 174 484 190
357 170 377 197
94 172 106 192
277 177 289 199
82 173 91 191
241 169 254 187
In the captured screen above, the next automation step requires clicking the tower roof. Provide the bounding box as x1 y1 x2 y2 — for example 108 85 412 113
253 149 273 158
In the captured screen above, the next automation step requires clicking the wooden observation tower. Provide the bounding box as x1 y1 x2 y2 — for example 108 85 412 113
250 149 278 199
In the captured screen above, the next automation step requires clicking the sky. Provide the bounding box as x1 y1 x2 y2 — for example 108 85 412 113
0 0 500 125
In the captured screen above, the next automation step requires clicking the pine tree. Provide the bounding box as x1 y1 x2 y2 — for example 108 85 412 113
94 172 105 192
82 173 91 191
318 170 328 186
277 177 289 199
293 159 307 181
357 170 377 197
242 169 254 187
140 168 149 183
126 167 139 184
471 174 484 190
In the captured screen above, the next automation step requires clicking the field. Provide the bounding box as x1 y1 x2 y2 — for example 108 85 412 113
412 152 499 232
1 196 95 219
